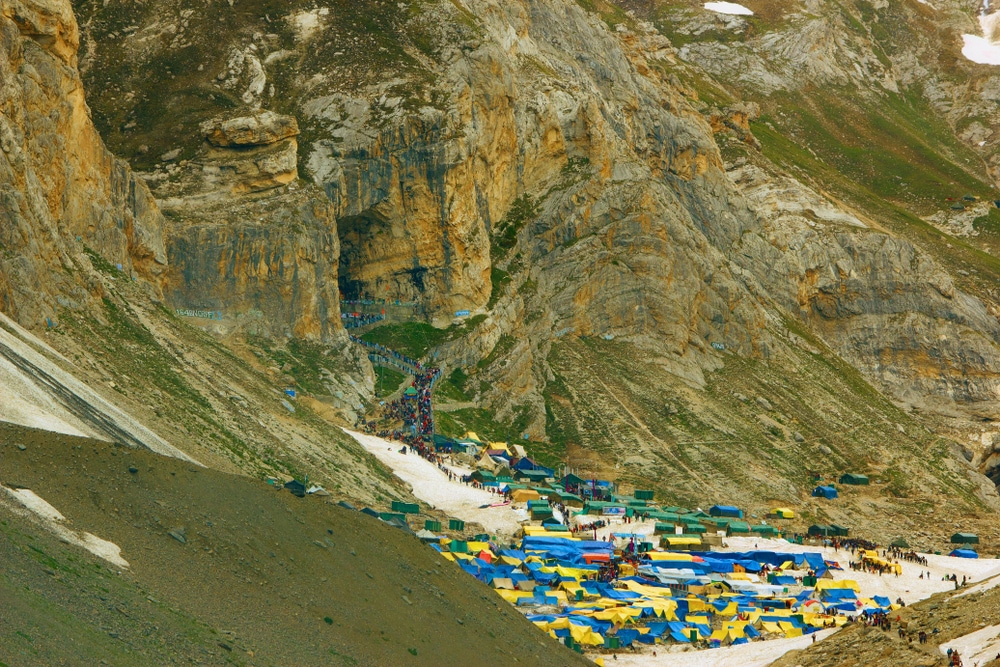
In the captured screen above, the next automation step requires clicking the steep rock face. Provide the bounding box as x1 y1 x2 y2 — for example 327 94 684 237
153 111 345 342
163 190 342 341
0 0 166 325
729 162 1000 412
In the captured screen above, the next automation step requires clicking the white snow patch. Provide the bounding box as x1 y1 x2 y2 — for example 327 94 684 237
963 33 1000 64
940 624 1000 665
0 315 196 463
613 628 839 667
344 430 527 535
704 2 754 16
955 572 1000 598
963 12 1000 64
0 486 129 569
8 488 65 522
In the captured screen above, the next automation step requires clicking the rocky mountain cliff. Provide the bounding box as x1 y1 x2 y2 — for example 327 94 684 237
7 0 1000 542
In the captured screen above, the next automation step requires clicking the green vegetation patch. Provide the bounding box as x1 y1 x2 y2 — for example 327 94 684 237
374 366 407 398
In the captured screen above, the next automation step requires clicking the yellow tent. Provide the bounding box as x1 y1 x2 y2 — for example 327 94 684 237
511 488 541 503
773 507 796 519
663 536 702 546
488 442 512 455
814 579 861 592
569 623 605 645
464 431 484 444
644 551 694 562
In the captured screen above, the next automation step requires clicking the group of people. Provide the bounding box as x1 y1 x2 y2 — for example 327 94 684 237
340 297 419 307
890 547 929 566
341 312 385 329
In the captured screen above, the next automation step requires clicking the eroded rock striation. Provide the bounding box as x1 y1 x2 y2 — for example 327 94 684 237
0 0 166 324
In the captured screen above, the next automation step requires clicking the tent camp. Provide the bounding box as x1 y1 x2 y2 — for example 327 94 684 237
812 485 838 499
951 533 980 544
709 505 743 518
839 473 869 485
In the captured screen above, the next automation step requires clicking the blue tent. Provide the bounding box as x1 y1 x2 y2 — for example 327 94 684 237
512 457 555 476
812 485 838 499
950 549 979 559
709 505 743 518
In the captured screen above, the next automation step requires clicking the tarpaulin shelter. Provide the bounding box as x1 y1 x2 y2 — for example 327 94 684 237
950 549 979 559
951 533 980 544
812 485 838 499
511 488 541 503
890 537 910 548
829 524 850 537
772 507 795 519
709 505 743 518
839 473 869 485
512 457 555 477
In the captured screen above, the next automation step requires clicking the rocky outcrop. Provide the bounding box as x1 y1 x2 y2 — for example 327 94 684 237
0 0 166 325
150 109 344 341
202 111 298 148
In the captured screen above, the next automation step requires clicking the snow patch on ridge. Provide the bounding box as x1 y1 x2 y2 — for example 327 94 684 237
0 486 130 569
963 11 1000 64
704 2 754 16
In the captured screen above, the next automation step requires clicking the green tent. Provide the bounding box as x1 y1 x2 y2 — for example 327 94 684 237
808 524 833 537
839 473 870 485
751 525 779 536
559 473 587 487
890 537 910 548
403 386 418 398
727 521 751 534
951 532 980 544
830 524 850 537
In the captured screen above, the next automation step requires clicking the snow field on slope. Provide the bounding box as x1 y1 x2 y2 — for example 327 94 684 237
344 429 526 534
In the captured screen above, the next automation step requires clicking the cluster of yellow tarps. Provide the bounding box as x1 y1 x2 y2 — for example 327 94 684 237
620 580 673 598
814 579 860 592
534 618 605 645
644 552 695 562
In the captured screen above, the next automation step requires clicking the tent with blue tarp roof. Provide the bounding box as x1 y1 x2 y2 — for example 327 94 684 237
709 505 743 518
873 596 891 607
821 588 857 601
950 548 979 558
772 575 797 586
812 485 838 499
616 629 640 647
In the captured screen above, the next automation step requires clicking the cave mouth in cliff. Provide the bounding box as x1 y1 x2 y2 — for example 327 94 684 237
986 463 1000 489
337 211 382 302
338 210 428 303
